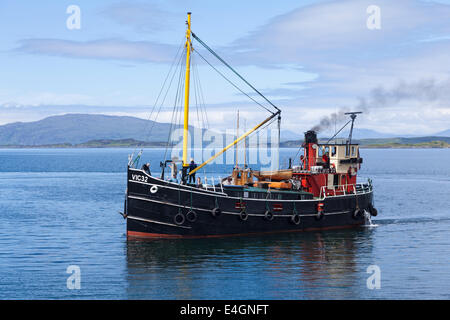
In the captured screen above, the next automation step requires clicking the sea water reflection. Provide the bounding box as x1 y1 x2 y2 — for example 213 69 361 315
125 228 376 299
2 148 449 299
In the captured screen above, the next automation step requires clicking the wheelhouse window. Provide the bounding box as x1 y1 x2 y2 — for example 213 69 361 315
331 146 336 156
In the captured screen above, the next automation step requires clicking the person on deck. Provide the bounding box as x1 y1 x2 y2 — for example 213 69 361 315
169 162 178 183
188 158 197 184
222 177 232 185
141 162 151 175
322 153 330 169
196 177 203 188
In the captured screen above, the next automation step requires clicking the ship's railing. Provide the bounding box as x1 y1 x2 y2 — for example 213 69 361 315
319 181 372 199
293 166 336 174
193 176 225 193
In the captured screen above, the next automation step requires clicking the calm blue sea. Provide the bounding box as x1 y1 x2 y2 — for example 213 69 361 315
0 148 449 299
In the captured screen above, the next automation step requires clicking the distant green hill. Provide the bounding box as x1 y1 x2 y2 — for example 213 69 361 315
1 113 450 148
0 114 182 146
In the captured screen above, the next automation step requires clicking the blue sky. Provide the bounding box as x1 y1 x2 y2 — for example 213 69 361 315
1 0 450 135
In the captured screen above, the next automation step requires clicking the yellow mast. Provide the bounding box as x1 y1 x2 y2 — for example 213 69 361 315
181 13 281 177
182 12 192 168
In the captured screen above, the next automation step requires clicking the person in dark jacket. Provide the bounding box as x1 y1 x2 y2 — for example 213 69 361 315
188 158 197 183
141 162 151 175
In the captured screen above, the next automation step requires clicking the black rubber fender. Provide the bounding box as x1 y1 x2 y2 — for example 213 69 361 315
240 210 248 221
174 212 185 225
212 207 221 217
264 210 274 221
186 210 197 222
291 213 301 225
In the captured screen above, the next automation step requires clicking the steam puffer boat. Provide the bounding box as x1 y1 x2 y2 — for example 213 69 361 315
122 13 377 239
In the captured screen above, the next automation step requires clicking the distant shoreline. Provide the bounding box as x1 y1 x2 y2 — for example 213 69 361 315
360 141 450 149
1 142 449 149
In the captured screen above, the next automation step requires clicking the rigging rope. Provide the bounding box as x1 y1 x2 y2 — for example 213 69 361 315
193 59 210 129
146 50 186 145
194 49 273 114
139 31 284 176
163 50 186 162
132 37 185 158
191 54 203 129
192 32 280 114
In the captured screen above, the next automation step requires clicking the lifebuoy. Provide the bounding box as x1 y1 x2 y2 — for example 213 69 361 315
291 213 301 225
174 212 185 225
264 210 274 221
150 185 158 194
212 207 221 217
186 210 197 222
240 210 248 221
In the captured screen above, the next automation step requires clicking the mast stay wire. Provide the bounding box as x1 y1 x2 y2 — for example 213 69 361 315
162 32 281 174
144 46 186 145
197 61 210 129
193 56 210 129
191 32 280 114
192 33 283 170
190 43 282 172
191 54 203 129
163 50 186 162
195 49 281 169
193 49 273 114
132 37 185 158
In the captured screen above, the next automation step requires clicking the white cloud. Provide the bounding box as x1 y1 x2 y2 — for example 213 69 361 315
16 38 179 63
0 92 95 107
231 0 450 62
7 0 450 134
218 0 450 134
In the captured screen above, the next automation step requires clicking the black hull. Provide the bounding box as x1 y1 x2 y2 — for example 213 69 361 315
125 168 373 239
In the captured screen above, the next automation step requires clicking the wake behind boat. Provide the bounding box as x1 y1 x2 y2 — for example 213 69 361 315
122 13 377 239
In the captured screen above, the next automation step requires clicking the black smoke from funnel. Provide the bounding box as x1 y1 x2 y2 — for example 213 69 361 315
357 78 449 110
311 108 349 132
311 78 450 132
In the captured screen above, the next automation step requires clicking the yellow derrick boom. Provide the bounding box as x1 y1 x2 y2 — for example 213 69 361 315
189 111 280 176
